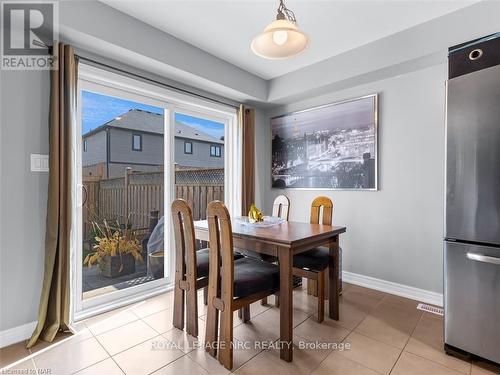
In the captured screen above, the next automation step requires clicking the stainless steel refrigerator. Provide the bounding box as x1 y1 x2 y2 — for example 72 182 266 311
444 33 500 364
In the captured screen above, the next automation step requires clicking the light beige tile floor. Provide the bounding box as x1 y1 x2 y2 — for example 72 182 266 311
1 283 499 375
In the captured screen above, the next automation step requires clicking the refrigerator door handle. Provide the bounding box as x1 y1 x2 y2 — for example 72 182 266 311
466 252 500 265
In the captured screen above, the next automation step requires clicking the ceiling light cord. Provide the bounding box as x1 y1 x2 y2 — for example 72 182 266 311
277 0 297 23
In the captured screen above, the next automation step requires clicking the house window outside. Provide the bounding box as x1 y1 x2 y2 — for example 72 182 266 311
132 134 142 151
184 141 193 154
210 145 221 157
83 139 87 152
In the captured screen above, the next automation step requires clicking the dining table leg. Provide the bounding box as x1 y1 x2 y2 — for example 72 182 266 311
328 235 340 320
278 246 293 362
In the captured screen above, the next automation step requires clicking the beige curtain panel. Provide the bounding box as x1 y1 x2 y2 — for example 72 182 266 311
27 43 78 349
240 105 255 215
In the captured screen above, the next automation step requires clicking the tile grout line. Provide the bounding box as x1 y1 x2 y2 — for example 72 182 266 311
293 288 378 374
69 357 117 375
399 312 473 375
30 357 38 373
144 352 191 375
350 293 425 349
81 301 150 336
302 337 340 375
350 329 403 352
8 333 94 371
94 329 159 357
336 331 386 375
139 313 174 336
144 352 199 375
404 350 472 375
228 297 317 372
401 311 425 352
84 321 126 375
305 291 386 375
78 295 178 373
387 306 425 375
228 306 309 374
89 316 184 375
73 296 175 374
89 311 177 357
329 291 398 375
83 315 140 337
110 297 272 374
112 311 207 375
131 305 174 320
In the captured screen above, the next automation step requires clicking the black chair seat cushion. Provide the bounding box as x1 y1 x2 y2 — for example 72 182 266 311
233 257 280 298
293 246 335 272
196 248 243 278
235 248 277 263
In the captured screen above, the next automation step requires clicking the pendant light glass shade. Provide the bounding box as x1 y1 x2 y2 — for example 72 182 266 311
251 19 308 59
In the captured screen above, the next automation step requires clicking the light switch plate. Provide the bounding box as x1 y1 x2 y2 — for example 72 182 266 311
31 154 49 172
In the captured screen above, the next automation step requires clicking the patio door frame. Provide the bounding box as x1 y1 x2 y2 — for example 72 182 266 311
72 63 239 322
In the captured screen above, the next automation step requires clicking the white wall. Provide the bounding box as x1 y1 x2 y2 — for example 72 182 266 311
257 64 447 294
0 70 49 332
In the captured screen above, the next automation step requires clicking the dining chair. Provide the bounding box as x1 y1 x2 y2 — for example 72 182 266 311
292 196 334 323
237 194 290 260
259 194 290 306
272 194 290 221
234 194 290 307
172 199 209 337
171 199 243 337
205 200 280 370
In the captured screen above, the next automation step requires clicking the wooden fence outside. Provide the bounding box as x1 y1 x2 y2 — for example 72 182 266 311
83 168 224 240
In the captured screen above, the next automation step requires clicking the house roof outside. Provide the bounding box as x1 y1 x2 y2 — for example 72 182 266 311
83 109 224 144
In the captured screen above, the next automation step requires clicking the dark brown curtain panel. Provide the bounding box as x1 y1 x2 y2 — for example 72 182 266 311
27 43 77 348
240 105 255 215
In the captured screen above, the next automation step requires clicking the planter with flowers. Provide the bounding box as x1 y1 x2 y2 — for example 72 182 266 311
83 221 143 278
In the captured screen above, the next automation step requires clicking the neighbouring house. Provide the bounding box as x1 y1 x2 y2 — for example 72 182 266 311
82 109 224 178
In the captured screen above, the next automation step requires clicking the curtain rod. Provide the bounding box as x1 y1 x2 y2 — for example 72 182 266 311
75 54 240 110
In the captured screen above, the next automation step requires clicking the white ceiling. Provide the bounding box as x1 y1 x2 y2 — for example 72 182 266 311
101 0 477 80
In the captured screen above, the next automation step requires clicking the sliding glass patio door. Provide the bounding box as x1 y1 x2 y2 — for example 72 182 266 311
74 70 173 320
73 63 238 322
173 110 226 223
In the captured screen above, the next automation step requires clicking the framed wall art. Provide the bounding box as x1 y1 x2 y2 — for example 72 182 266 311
271 94 378 190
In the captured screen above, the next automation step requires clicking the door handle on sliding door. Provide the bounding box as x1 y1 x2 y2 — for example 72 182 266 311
82 185 88 206
467 252 500 265
77 184 88 207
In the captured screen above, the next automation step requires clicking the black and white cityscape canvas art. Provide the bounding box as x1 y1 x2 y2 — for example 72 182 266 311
271 94 378 190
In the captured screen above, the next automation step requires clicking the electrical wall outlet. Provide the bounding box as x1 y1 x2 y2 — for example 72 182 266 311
30 154 49 172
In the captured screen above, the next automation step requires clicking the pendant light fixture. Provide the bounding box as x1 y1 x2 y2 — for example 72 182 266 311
251 0 308 59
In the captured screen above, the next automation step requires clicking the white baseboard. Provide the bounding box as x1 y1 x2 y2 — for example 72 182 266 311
0 321 37 349
342 271 443 307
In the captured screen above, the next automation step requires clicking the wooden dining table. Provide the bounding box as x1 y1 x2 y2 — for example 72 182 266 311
193 219 347 362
